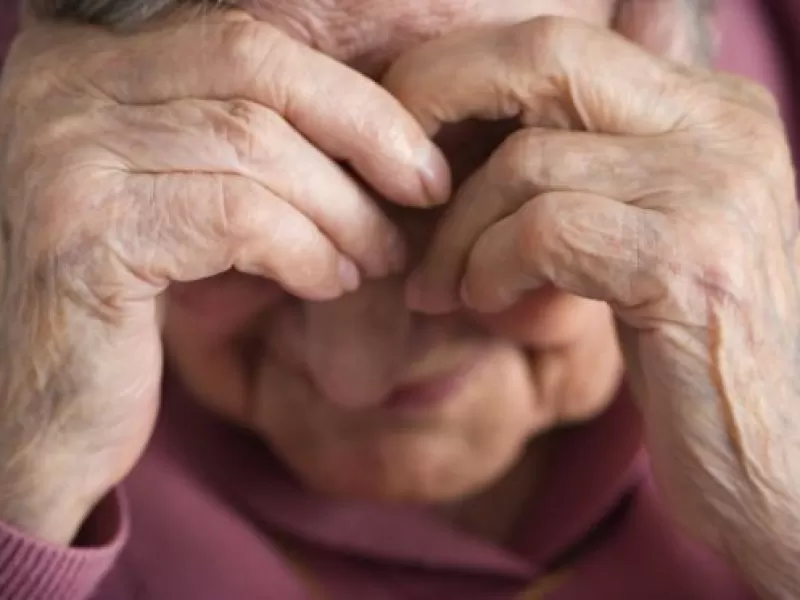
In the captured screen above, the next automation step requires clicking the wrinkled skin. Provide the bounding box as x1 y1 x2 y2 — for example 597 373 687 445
0 8 452 541
385 16 800 597
0 0 799 597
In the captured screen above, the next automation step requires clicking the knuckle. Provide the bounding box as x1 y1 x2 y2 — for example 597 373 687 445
526 14 572 39
490 129 535 181
490 130 564 191
220 100 283 166
382 58 416 103
515 194 560 260
218 175 261 240
505 15 573 66
219 178 245 235
218 20 286 84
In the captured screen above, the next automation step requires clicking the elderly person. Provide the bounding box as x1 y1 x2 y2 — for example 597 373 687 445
0 0 798 598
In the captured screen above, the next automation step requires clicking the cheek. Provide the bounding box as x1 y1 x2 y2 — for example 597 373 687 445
476 286 611 347
163 325 252 425
168 272 284 339
163 273 285 423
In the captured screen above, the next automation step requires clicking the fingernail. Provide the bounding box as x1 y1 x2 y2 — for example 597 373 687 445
338 257 361 292
418 145 452 206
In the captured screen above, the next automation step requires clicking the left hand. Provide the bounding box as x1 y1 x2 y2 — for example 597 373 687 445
384 15 800 598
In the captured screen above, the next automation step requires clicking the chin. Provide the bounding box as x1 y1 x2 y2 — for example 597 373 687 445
274 428 529 505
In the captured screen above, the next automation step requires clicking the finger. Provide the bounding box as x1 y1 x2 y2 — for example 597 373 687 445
406 128 698 313
99 99 405 277
76 16 451 207
385 17 691 136
384 15 768 137
459 192 677 319
120 172 361 301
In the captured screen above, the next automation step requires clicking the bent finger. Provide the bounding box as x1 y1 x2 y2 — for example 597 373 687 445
120 171 361 301
101 99 406 277
459 191 680 323
77 17 451 207
406 128 702 313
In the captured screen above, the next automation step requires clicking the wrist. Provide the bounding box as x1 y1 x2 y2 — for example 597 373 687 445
0 458 103 546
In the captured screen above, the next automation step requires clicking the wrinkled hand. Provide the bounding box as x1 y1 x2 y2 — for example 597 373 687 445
0 12 448 545
385 16 800 598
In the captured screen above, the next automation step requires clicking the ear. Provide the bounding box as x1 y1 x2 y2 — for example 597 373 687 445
613 0 718 65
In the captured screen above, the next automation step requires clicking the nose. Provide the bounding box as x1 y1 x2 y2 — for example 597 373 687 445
302 196 451 409
303 276 414 408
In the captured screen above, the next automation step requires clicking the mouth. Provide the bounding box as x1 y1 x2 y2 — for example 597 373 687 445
380 353 487 413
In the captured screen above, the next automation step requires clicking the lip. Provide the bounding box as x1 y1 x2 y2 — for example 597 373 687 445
381 355 485 413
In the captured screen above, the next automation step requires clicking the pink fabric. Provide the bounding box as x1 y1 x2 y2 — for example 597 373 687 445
0 0 797 598
0 492 125 599
716 0 797 151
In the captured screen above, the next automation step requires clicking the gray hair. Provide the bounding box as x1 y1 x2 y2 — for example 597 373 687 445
30 0 716 28
26 0 225 25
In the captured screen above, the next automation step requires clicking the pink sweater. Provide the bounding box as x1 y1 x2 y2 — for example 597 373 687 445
0 1 797 598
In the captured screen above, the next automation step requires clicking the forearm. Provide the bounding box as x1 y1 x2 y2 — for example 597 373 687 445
641 346 800 600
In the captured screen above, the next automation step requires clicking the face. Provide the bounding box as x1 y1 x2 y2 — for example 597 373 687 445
165 0 626 504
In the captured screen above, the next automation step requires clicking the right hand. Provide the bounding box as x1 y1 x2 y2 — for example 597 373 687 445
0 12 449 544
